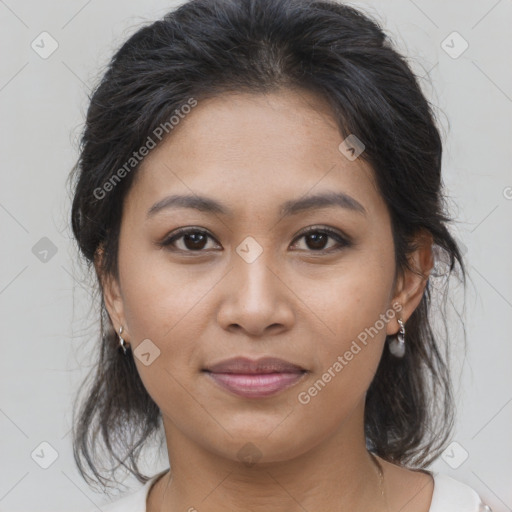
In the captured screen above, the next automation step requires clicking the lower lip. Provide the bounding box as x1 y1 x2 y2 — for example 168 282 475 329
205 371 306 398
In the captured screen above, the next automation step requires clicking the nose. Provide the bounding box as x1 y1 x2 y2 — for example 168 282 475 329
216 251 295 337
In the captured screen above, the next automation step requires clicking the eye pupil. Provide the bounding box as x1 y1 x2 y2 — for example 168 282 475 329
184 232 208 250
306 232 328 250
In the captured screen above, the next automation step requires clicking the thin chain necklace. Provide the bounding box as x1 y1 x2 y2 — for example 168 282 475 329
370 451 389 510
157 454 389 511
158 470 173 511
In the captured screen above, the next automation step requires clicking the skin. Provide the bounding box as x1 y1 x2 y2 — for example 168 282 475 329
98 88 435 511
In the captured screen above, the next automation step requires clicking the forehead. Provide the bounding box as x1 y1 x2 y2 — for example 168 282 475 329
125 89 383 219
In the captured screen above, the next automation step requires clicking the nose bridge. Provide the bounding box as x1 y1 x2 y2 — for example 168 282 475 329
217 239 293 335
232 241 279 309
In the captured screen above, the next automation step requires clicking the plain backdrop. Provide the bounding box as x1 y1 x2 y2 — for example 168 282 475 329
0 0 511 510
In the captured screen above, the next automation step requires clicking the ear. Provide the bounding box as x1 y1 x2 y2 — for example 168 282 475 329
94 245 130 341
386 229 434 336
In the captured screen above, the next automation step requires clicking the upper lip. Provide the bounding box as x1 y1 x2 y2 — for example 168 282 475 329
204 357 306 374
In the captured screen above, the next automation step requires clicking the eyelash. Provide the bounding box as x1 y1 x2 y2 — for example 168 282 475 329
158 225 351 255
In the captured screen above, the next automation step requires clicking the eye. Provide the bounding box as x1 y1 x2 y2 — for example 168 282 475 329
290 226 350 253
158 225 351 254
159 227 221 252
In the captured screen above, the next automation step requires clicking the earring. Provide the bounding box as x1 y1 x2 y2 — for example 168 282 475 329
118 326 129 355
388 318 406 358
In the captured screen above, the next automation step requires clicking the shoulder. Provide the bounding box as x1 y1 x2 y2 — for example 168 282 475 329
375 456 491 512
430 472 491 512
87 471 167 512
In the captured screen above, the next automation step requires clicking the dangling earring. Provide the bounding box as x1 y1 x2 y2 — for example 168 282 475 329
118 326 129 355
388 318 406 358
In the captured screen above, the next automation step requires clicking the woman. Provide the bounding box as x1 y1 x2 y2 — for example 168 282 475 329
69 0 491 510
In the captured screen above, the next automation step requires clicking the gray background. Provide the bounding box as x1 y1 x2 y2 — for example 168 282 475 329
0 0 511 510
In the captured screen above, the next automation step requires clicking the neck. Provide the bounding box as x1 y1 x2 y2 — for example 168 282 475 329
150 402 386 512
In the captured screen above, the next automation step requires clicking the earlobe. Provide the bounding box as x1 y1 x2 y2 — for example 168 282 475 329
387 230 434 335
94 246 129 340
103 274 126 335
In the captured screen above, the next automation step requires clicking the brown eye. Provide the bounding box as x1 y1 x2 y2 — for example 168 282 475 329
291 227 350 253
181 232 209 250
160 228 220 252
304 232 329 250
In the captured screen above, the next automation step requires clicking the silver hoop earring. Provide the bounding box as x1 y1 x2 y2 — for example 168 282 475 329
118 326 128 355
388 318 406 358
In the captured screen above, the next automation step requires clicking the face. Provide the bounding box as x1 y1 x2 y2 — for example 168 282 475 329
101 88 428 464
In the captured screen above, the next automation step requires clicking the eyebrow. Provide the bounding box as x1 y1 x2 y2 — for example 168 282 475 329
146 191 366 219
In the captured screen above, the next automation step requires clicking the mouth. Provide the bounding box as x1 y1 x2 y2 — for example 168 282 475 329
202 356 308 398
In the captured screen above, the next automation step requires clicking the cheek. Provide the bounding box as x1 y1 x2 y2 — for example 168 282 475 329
298 245 395 406
311 249 395 347
116 247 216 405
118 241 212 341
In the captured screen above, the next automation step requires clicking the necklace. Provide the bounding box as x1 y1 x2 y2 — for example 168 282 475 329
370 451 389 510
156 470 173 512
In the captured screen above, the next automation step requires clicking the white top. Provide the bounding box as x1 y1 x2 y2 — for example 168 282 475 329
92 469 491 512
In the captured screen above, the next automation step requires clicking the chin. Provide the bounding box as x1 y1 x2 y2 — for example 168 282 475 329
199 424 322 465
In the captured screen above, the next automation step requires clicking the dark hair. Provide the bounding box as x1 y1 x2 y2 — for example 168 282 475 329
69 0 466 493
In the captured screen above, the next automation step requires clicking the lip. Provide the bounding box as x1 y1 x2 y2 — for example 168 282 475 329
205 356 306 374
203 357 307 398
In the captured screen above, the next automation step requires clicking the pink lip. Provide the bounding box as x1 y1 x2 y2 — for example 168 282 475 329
205 371 306 398
203 357 307 398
